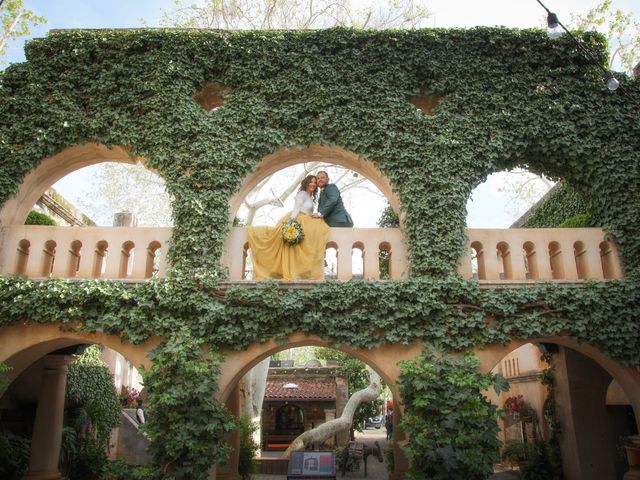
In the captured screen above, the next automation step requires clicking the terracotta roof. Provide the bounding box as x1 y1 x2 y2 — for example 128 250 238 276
264 378 336 401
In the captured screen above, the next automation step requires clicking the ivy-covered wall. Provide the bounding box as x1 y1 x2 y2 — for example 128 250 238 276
1 28 639 276
2 28 640 477
522 182 592 228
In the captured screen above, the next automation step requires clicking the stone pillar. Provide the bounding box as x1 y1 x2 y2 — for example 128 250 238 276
390 407 409 480
324 409 336 447
23 355 74 480
215 383 241 480
552 346 617 480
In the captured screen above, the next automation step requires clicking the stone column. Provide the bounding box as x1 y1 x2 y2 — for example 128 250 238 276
552 346 617 480
390 408 408 480
23 354 74 480
214 383 241 480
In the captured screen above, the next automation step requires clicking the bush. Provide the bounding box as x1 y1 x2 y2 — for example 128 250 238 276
102 459 157 480
383 441 394 473
65 345 121 444
399 349 502 480
557 212 593 228
0 431 30 480
238 416 259 479
24 210 57 225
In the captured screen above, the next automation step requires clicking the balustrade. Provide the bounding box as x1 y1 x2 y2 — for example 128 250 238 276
0 225 623 282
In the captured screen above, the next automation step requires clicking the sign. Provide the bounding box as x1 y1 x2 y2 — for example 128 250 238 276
287 451 336 479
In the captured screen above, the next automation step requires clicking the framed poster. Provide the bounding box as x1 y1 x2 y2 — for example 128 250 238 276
287 451 336 479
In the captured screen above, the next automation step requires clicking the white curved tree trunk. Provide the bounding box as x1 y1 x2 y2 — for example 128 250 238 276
283 370 381 458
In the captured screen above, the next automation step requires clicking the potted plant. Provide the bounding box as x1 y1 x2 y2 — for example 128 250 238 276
624 435 640 480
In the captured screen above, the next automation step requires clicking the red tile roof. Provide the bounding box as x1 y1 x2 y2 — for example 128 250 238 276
265 378 336 401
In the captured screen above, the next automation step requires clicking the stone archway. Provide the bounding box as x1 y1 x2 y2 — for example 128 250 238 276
0 323 159 480
216 334 422 480
476 337 640 480
0 143 147 226
228 144 400 223
218 333 421 404
0 323 159 384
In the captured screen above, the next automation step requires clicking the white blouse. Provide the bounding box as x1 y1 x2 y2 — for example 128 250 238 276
290 191 315 219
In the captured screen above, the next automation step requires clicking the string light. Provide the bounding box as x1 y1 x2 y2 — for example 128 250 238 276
535 0 621 91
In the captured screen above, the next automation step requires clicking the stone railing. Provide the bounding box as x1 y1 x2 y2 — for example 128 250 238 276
0 225 623 282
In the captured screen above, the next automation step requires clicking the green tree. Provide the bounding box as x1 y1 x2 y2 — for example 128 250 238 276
0 0 45 60
572 0 640 73
159 0 430 29
24 210 57 226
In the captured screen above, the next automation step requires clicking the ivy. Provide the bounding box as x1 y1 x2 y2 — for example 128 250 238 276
1 28 640 476
522 182 593 228
1 28 638 276
2 275 640 365
141 328 236 479
65 345 121 445
399 349 502 479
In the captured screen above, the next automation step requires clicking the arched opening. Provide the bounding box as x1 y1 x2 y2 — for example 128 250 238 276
0 331 153 478
466 169 555 229
234 344 396 477
573 240 588 279
145 241 162 278
470 241 485 280
16 239 30 275
324 242 338 279
496 241 512 280
378 242 392 280
0 144 170 227
523 241 538 279
229 145 399 224
600 240 619 279
93 240 109 278
352 241 364 279
227 154 404 281
481 338 640 479
548 241 564 279
218 335 421 479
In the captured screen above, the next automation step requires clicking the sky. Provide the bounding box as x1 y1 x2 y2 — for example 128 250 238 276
4 0 639 227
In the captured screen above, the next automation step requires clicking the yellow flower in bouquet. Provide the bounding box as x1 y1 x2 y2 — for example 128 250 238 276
282 219 305 246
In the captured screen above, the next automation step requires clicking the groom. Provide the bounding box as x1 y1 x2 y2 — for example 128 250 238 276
312 171 354 227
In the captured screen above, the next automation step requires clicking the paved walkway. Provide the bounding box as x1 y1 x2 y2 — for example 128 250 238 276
251 429 521 480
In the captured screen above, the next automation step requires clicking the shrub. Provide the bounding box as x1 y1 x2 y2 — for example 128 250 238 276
238 416 259 479
557 212 593 228
24 210 57 226
0 431 30 480
399 349 503 480
383 441 394 473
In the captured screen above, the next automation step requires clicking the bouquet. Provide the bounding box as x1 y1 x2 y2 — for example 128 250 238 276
282 218 305 246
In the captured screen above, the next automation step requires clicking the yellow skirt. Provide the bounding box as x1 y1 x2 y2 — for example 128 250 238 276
247 213 330 280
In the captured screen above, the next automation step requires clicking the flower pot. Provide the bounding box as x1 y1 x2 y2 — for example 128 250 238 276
624 446 640 480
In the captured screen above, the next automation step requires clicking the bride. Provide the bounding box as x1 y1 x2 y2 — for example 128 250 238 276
247 175 330 280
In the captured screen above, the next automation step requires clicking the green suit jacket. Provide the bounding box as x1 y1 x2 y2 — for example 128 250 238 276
318 184 353 227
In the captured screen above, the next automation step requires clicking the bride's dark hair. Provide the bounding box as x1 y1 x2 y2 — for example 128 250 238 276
299 174 318 201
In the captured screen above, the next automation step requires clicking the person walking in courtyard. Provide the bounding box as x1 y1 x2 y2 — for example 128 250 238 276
136 398 146 424
385 410 393 441
312 171 354 227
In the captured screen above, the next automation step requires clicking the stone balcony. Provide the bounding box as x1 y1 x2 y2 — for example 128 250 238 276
0 225 623 282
